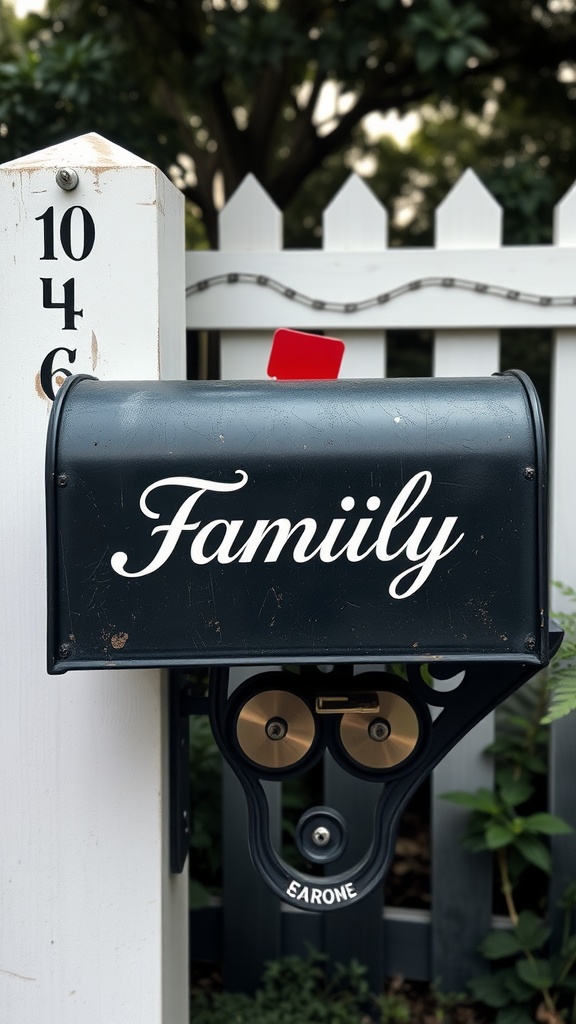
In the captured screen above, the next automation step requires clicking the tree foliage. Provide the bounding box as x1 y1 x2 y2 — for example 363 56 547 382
2 0 576 246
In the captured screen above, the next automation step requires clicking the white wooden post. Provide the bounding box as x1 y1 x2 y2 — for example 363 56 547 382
0 134 187 1023
549 186 576 931
431 170 502 988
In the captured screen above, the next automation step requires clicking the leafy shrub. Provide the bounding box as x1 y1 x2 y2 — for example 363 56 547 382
443 663 576 1024
190 950 411 1024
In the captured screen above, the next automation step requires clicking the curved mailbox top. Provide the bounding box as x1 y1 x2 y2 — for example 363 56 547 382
46 372 548 673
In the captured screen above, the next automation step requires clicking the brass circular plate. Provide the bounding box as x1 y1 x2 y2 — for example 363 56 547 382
339 691 419 769
236 690 315 769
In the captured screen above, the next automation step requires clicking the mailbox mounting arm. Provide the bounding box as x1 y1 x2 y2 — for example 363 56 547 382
170 624 562 906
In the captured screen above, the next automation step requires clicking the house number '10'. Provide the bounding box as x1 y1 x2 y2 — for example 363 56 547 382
37 205 95 399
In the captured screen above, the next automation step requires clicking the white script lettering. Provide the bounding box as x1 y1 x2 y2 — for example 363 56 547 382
110 469 464 599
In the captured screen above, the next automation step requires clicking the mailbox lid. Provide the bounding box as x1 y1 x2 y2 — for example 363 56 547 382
46 372 547 671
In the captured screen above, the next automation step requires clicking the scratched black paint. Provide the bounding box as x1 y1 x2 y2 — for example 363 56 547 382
46 372 548 673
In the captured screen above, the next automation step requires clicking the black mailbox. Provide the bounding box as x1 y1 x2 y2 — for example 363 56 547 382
46 371 559 907
47 372 547 672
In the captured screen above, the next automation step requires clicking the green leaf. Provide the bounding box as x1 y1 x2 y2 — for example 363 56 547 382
444 42 468 75
468 36 493 60
523 753 547 775
514 834 551 873
414 38 442 74
499 778 534 808
479 930 522 960
522 813 573 836
558 882 576 911
442 788 500 813
563 932 576 956
486 822 515 849
469 971 512 1008
513 911 551 952
189 877 211 909
502 969 535 1002
495 1005 534 1024
515 957 554 990
462 833 491 853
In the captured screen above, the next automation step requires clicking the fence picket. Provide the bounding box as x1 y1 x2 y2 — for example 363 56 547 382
219 174 282 378
433 169 502 377
219 177 283 989
321 175 387 987
183 168 576 992
430 170 502 989
323 174 387 377
549 187 576 947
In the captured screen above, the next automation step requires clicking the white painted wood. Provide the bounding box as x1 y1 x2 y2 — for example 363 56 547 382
221 333 273 379
322 179 386 983
434 169 502 377
219 173 282 251
183 167 576 983
0 134 187 1024
219 174 282 378
323 174 386 377
186 245 576 331
551 181 576 598
219 179 284 984
433 330 500 377
548 185 576 930
435 169 502 249
431 170 501 987
323 173 388 251
550 331 576 598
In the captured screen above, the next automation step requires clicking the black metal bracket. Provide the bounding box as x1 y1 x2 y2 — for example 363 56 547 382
169 672 209 875
169 625 563 888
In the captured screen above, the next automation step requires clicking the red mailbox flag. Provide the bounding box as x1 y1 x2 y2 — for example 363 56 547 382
267 328 345 380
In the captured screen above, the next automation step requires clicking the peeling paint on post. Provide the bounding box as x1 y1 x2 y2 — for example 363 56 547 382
0 134 187 1023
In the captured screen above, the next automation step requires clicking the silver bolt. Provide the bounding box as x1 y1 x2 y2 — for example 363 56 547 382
56 168 79 191
368 718 391 743
265 717 287 741
312 826 331 847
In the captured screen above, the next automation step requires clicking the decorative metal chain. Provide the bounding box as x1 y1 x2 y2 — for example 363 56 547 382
186 272 576 312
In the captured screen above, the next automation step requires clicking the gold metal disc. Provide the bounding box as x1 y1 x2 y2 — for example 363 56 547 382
236 690 315 769
339 691 419 769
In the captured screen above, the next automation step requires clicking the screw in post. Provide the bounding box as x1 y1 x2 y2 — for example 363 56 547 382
57 474 68 487
58 643 71 659
312 826 331 847
525 635 537 651
524 467 536 480
55 168 79 191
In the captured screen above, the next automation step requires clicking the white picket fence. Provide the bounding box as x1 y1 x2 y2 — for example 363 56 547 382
186 170 576 991
2 133 574 1023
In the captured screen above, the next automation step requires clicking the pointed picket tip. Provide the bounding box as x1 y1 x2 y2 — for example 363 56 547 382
219 173 281 250
436 168 502 247
553 179 576 245
323 173 388 250
0 132 151 170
